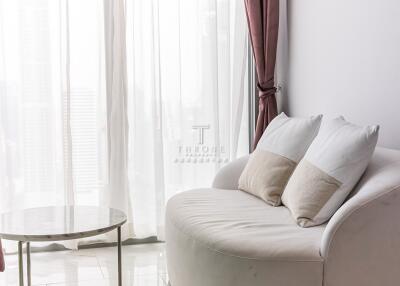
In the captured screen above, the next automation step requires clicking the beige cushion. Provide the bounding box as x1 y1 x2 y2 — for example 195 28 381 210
238 113 322 206
282 160 342 227
282 117 379 227
238 149 297 205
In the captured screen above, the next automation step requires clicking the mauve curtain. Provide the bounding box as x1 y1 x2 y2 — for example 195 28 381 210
0 241 3 272
244 0 279 149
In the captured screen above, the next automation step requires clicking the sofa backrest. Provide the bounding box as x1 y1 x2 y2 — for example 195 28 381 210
347 147 400 200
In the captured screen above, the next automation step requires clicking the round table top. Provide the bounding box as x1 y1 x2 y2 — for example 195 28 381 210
0 206 127 242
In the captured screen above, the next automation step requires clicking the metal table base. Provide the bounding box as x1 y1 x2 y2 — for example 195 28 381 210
17 226 123 286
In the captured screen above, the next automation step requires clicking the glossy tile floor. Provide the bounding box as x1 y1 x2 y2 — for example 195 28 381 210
0 243 168 286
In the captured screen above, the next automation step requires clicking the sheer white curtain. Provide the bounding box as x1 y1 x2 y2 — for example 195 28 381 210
125 0 249 239
0 0 117 250
0 0 248 249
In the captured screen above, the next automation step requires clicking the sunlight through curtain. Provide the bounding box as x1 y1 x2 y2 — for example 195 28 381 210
0 0 248 251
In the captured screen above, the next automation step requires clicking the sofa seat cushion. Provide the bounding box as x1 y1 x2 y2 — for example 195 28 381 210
166 188 325 286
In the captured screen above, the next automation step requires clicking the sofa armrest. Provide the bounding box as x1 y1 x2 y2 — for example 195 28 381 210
212 155 249 189
320 155 400 286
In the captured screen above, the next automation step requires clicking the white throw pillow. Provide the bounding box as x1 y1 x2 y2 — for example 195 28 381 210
238 113 322 206
282 116 379 227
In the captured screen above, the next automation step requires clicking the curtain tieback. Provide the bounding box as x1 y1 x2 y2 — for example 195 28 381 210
257 83 276 99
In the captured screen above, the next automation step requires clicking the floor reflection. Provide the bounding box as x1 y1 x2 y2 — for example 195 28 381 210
0 242 167 286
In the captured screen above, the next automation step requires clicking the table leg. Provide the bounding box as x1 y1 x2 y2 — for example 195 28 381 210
117 226 122 286
18 241 24 286
26 242 31 286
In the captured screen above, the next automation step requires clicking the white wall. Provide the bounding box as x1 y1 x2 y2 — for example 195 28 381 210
277 0 400 149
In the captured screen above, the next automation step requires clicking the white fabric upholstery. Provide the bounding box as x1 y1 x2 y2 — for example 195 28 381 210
166 189 324 286
166 147 400 286
321 147 400 286
212 155 249 190
256 112 322 162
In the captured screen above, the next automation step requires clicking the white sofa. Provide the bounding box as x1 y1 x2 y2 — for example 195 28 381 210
165 147 400 286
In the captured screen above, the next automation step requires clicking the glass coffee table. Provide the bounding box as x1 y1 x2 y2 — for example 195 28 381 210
0 206 127 286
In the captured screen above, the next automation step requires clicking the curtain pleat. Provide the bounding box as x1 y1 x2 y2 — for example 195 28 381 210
61 0 75 206
103 0 134 241
244 0 280 149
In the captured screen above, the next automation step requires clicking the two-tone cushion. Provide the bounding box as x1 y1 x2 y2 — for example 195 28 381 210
282 117 379 227
238 113 322 206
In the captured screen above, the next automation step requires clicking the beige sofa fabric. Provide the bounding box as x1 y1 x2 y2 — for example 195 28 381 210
166 147 400 286
166 188 324 286
282 160 342 227
321 147 400 286
239 149 296 206
212 155 249 190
